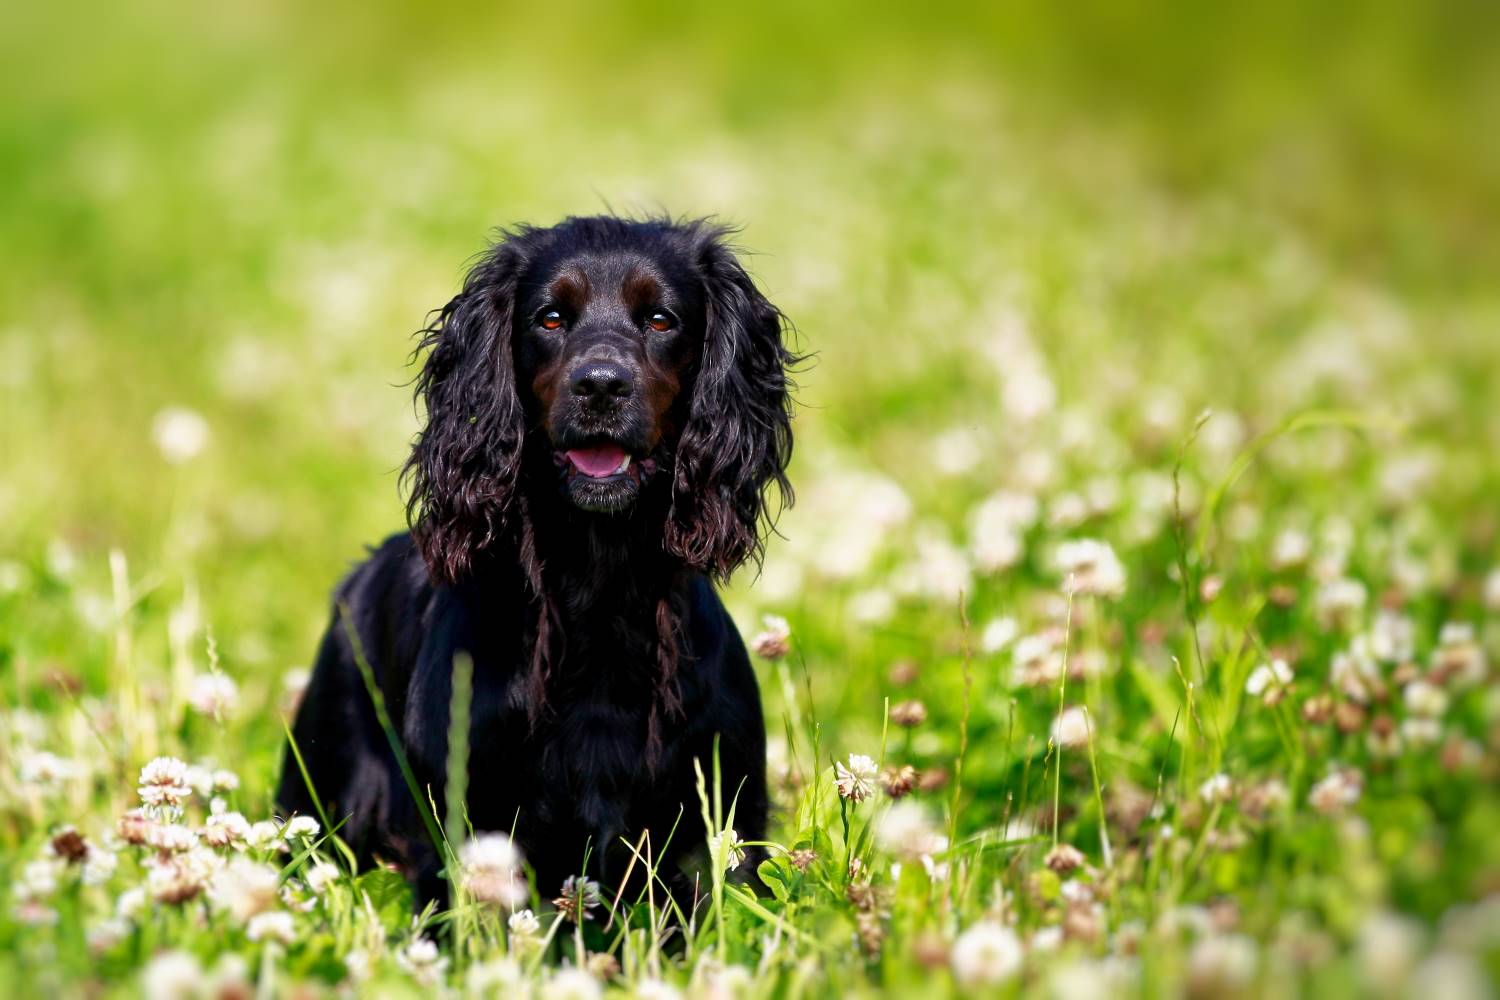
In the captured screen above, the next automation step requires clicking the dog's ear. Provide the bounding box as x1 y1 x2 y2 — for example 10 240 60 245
666 230 795 579
403 240 526 585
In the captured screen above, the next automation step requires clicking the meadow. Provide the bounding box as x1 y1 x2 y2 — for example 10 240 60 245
3 3 1500 996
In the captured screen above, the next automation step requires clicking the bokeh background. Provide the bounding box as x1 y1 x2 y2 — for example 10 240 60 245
4 2 1500 991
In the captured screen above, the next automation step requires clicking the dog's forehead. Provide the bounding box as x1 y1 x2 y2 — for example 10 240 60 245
527 248 694 305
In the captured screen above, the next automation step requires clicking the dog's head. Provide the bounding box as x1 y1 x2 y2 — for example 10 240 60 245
405 216 795 585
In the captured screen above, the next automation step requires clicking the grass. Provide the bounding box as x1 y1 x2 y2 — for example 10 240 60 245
3 2 1500 996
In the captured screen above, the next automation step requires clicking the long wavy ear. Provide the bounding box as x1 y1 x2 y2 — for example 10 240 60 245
666 229 795 579
403 241 525 585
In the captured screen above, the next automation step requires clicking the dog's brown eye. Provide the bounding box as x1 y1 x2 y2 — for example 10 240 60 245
646 311 674 333
538 309 564 331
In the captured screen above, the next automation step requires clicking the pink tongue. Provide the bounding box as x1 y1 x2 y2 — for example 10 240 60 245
567 445 627 477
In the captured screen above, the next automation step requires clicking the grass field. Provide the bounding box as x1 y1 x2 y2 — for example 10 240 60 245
4 3 1500 996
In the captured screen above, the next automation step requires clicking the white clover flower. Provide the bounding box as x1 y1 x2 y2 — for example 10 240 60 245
202 809 250 849
152 407 210 464
1056 539 1127 599
847 588 896 625
117 887 147 921
634 978 684 1000
147 824 199 854
343 948 374 983
951 921 1023 986
1270 529 1311 570
1309 769 1362 815
1315 578 1367 629
458 833 527 907
83 847 118 886
1433 622 1487 688
18 750 83 789
15 858 62 900
543 967 603 1000
245 821 284 852
87 916 130 954
396 936 449 986
141 949 205 1000
245 910 296 945
211 858 281 922
708 827 747 872
508 908 542 937
979 616 1019 654
1245 659 1293 699
1330 646 1381 703
1357 910 1424 987
305 862 340 894
1186 934 1258 993
282 816 320 841
749 615 791 659
876 801 945 860
1485 570 1500 613
1012 634 1063 688
834 753 878 802
466 957 527 994
932 426 982 475
1199 773 1234 804
187 673 239 718
1401 717 1443 746
1408 952 1491 1000
1404 680 1450 718
1369 610 1415 663
971 491 1037 573
138 757 193 811
1051 706 1091 749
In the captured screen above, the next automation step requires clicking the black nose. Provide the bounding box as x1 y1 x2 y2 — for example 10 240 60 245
570 361 634 409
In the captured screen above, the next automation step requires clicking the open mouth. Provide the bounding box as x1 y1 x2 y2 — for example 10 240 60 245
561 444 638 482
554 442 657 512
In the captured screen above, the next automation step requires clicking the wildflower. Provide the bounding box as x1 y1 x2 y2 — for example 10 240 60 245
890 699 927 727
788 848 817 873
117 887 147 920
951 921 1023 986
1245 660 1293 702
147 823 199 854
211 858 281 922
396 937 449 986
244 821 283 852
543 968 603 1000
118 809 153 845
467 958 526 994
552 875 602 924
343 948 374 983
586 952 620 980
1431 623 1487 688
708 828 746 872
458 833 527 907
1045 843 1086 875
634 978 683 1000
1401 717 1443 745
1239 779 1290 821
18 750 83 789
152 407 210 463
882 764 919 799
48 827 90 863
848 588 896 624
1370 610 1415 663
834 753 879 802
1309 769 1362 815
187 673 238 717
1485 570 1500 612
979 616 1019 653
1186 934 1258 995
148 858 207 904
1270 529 1310 570
138 756 193 812
1330 647 1382 703
508 908 541 937
245 910 296 945
876 802 945 860
1315 578 1367 629
281 815 320 841
1056 539 1127 599
305 862 340 894
142 950 205 1000
1404 680 1449 717
748 615 791 659
83 847 118 886
1199 773 1234 804
1051 706 1091 749
1012 634 1063 688
1357 911 1423 987
87 916 130 955
202 809 250 848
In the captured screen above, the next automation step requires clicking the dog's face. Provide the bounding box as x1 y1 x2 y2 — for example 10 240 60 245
513 246 707 514
405 216 795 584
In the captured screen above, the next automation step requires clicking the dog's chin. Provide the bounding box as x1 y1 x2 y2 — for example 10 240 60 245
566 474 641 513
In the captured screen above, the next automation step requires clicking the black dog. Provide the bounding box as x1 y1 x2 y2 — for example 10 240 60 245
277 216 794 913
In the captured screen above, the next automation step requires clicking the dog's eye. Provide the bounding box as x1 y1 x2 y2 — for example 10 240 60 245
645 311 675 333
537 309 565 331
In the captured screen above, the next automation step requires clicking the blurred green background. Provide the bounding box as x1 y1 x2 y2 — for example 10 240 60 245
3 0 1499 785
